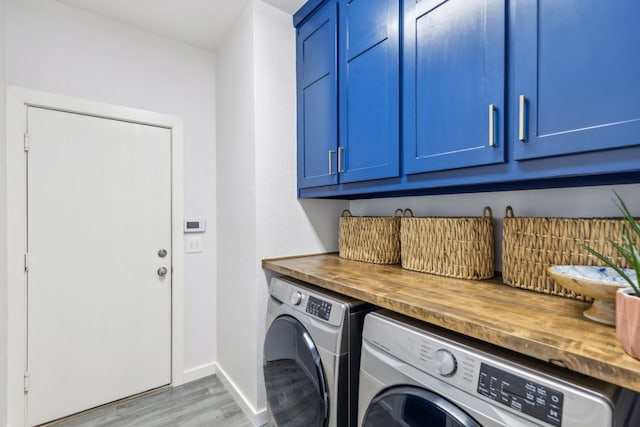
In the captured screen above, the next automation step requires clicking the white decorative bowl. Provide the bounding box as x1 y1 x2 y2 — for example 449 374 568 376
548 265 637 326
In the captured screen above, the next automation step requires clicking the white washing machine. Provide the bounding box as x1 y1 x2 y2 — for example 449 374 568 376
264 276 375 427
358 310 640 427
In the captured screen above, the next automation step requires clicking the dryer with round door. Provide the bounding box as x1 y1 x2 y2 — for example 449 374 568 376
358 310 640 427
264 276 374 427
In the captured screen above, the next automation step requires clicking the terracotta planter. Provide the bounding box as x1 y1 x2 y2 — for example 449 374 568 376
616 288 640 359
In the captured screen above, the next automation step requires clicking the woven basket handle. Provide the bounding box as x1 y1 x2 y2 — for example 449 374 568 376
341 209 352 217
403 208 414 218
482 206 493 218
393 208 405 217
504 206 515 218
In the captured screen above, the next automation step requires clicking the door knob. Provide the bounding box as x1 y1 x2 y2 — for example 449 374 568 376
158 249 167 258
157 267 168 277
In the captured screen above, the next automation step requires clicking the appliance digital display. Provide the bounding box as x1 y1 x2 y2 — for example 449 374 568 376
184 218 206 233
477 363 563 426
306 296 332 321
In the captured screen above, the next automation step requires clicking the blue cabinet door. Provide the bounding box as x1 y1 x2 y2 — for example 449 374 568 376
297 2 339 189
513 0 640 160
338 0 400 183
403 0 506 175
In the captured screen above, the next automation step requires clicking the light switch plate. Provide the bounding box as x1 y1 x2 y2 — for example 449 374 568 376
185 236 203 253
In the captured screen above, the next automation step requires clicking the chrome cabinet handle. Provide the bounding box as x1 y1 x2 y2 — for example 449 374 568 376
519 95 528 142
488 104 496 147
338 147 345 173
328 150 335 175
157 267 168 277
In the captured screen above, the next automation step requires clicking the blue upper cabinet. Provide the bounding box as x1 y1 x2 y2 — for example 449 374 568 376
296 1 338 188
294 0 640 198
513 1 640 160
403 0 506 175
338 0 400 183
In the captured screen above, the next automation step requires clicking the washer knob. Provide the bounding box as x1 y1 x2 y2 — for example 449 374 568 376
291 291 303 306
434 349 457 377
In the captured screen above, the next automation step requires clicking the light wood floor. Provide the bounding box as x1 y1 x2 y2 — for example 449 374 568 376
42 375 254 427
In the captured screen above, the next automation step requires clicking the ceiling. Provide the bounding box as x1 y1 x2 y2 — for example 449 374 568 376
56 0 306 52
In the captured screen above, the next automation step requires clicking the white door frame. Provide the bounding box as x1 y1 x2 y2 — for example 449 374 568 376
6 86 185 427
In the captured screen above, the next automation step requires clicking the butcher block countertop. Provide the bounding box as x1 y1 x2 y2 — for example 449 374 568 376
262 253 640 393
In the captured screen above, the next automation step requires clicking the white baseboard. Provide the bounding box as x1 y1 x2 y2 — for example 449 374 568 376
182 362 217 384
216 364 268 427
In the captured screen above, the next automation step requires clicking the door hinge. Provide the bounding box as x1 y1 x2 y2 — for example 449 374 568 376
24 253 29 272
24 134 31 152
24 372 30 393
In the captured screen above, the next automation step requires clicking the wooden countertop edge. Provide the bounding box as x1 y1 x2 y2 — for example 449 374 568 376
263 255 640 392
261 252 336 268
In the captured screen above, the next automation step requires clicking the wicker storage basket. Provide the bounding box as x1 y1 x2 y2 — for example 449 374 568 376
502 206 634 300
401 207 495 279
338 209 402 264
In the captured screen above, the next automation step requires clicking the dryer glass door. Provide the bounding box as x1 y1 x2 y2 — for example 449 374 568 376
264 315 329 427
362 386 481 427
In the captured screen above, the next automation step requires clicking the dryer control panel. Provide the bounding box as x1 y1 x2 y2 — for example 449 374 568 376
306 295 332 321
362 312 615 427
478 363 564 426
269 277 344 327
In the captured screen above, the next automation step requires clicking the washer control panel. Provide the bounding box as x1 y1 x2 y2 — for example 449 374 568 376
306 295 332 321
269 277 344 326
478 363 564 426
363 312 614 427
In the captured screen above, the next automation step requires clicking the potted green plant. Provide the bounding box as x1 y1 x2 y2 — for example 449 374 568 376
581 192 640 358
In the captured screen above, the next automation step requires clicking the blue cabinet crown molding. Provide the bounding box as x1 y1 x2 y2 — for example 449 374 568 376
293 0 328 27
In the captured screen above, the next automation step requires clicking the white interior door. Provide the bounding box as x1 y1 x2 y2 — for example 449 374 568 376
26 106 172 426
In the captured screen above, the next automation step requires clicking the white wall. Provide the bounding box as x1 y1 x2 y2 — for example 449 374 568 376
0 0 8 425
216 0 347 424
5 0 217 376
215 0 259 415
